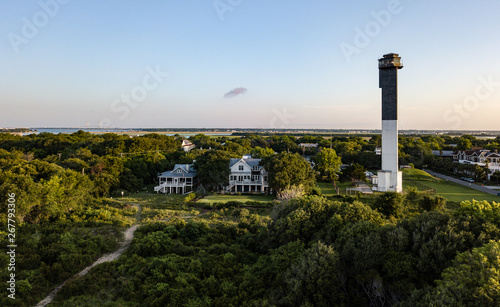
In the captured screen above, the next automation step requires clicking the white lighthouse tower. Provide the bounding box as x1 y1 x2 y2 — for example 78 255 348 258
376 53 403 192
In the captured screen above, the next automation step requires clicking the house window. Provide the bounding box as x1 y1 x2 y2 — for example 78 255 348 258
177 170 182 173
239 165 244 171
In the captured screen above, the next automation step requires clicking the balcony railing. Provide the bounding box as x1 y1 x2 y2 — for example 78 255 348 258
156 182 190 187
229 180 268 185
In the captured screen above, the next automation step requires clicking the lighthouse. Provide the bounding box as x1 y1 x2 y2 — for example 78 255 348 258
376 53 403 192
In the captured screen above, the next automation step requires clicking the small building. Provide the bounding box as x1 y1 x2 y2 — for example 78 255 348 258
299 143 319 155
432 150 454 158
365 171 378 186
299 143 318 149
182 140 196 152
155 164 197 194
227 156 269 194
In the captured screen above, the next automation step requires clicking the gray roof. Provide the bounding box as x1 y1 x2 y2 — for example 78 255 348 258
159 164 197 178
432 150 454 157
229 158 262 169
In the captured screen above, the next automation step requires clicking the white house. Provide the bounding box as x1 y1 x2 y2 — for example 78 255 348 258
155 164 197 194
182 140 196 152
453 149 500 180
227 156 269 194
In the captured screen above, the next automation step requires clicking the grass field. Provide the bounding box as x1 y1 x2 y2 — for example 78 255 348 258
197 194 275 204
316 182 337 196
402 168 439 182
316 181 359 197
404 179 500 203
402 169 500 203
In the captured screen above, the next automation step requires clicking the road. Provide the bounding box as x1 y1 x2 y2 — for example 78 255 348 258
423 169 500 196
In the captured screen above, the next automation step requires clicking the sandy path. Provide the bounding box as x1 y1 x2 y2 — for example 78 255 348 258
35 204 141 307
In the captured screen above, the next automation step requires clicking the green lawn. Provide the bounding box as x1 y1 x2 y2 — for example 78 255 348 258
402 168 500 203
197 194 275 204
317 181 359 197
402 168 439 182
404 179 500 203
316 181 337 196
117 191 186 208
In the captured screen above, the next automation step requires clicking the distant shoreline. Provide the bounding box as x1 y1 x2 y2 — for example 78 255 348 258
1 127 500 138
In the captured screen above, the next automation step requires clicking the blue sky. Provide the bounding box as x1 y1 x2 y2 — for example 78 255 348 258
1 0 499 130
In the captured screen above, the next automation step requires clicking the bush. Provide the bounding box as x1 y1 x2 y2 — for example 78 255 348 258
184 192 196 203
310 186 323 197
373 192 405 218
419 195 446 212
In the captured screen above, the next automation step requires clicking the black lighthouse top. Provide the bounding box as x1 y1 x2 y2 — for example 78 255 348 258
378 53 403 69
379 53 402 121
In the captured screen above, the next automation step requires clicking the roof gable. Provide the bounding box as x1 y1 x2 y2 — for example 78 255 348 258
229 158 263 170
159 164 197 177
486 152 500 158
172 164 189 173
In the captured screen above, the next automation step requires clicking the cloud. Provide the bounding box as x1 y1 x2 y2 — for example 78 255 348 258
224 87 247 98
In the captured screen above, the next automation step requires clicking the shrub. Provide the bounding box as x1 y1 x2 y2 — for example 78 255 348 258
419 195 446 212
184 192 196 203
373 192 405 218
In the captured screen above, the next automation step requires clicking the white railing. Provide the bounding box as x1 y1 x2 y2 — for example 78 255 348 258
154 182 189 192
489 163 500 171
229 180 268 185
158 182 189 186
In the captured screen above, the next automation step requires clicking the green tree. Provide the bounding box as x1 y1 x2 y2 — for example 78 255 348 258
411 240 500 306
250 146 275 159
491 171 500 185
89 156 123 196
341 163 366 181
262 152 316 194
270 135 299 153
373 192 405 218
419 195 446 212
457 137 472 150
314 148 342 181
285 242 343 306
194 150 233 191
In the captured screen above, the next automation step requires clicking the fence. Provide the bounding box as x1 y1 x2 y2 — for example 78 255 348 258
405 180 436 194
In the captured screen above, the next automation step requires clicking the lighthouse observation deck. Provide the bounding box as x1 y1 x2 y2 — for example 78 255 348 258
378 53 403 69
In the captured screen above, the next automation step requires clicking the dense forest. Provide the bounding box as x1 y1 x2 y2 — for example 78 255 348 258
0 131 499 306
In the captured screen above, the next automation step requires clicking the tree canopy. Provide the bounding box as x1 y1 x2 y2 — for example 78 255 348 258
262 152 316 194
313 148 342 181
